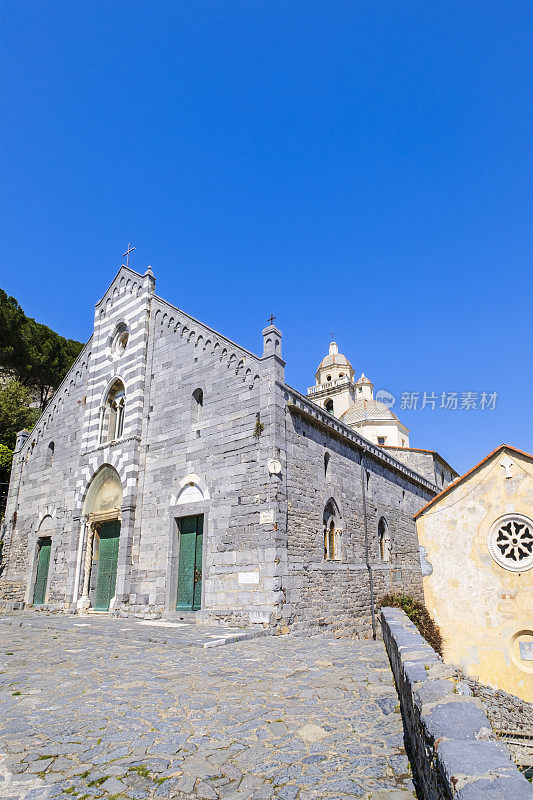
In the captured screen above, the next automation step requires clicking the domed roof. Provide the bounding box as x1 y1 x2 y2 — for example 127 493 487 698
316 341 353 375
317 352 352 370
355 372 373 387
340 398 401 425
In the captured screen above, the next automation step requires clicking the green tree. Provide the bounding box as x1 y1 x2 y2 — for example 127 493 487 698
0 290 27 378
0 289 84 410
0 444 12 483
0 380 40 450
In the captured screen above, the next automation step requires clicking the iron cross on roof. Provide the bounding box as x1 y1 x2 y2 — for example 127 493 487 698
268 314 276 326
122 243 136 267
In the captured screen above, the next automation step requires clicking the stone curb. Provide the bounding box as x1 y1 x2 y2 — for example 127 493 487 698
380 607 532 799
202 627 272 648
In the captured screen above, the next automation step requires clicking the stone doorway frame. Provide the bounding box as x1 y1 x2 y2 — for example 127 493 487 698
165 503 210 615
26 515 57 608
76 510 122 614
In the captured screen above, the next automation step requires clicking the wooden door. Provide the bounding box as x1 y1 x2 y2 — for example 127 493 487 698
176 515 203 611
33 537 52 605
94 520 120 611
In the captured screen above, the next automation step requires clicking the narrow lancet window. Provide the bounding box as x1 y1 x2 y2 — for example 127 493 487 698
192 388 203 424
378 517 391 562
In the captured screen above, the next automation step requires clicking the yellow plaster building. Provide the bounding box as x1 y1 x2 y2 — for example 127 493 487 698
415 444 533 702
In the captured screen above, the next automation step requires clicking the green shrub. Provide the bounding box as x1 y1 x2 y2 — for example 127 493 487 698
380 592 443 657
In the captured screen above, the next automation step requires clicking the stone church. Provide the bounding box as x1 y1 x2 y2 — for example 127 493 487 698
0 264 455 635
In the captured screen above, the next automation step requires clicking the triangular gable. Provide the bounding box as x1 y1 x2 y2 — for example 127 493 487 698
414 444 533 518
94 265 147 308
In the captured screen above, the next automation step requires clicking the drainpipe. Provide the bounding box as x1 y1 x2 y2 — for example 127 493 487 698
361 452 377 639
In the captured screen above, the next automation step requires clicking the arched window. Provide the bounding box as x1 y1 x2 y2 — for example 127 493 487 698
101 380 125 443
325 399 334 414
324 451 330 478
378 517 391 562
323 499 341 561
46 441 55 467
192 388 203 423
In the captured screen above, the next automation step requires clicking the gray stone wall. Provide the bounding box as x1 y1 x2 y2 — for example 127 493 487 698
383 447 457 489
381 607 532 799
276 387 436 637
123 302 283 622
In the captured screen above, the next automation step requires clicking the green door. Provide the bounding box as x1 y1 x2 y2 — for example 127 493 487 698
33 537 52 606
94 520 120 611
176 515 203 611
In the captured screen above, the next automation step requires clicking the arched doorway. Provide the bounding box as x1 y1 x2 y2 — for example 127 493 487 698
78 465 123 612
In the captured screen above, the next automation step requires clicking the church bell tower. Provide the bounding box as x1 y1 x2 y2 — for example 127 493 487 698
307 340 355 417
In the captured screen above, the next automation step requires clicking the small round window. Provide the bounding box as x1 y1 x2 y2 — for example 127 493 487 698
112 324 129 356
487 514 533 572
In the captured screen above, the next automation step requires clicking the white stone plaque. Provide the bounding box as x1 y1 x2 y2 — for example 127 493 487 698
238 571 260 585
260 509 274 524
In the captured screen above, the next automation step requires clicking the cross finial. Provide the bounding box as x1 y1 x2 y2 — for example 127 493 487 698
268 314 276 326
331 330 335 341
122 243 136 267
500 455 514 479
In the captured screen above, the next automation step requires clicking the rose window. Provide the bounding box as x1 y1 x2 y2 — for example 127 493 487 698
488 514 533 572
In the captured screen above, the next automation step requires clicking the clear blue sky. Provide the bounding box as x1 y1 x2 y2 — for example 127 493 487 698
1 1 531 473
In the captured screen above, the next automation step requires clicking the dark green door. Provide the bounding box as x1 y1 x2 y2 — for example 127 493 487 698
176 515 203 611
33 537 52 606
94 520 120 611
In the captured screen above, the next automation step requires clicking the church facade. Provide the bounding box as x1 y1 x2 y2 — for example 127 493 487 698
0 266 446 635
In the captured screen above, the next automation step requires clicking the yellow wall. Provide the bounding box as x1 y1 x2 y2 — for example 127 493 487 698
416 449 533 702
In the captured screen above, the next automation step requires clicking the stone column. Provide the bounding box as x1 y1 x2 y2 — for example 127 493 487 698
77 522 95 614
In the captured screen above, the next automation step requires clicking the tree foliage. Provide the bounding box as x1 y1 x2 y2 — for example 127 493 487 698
0 444 13 483
0 381 40 451
0 289 83 410
0 290 84 485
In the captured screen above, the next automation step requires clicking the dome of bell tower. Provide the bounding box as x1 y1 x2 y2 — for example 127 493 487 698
315 340 354 383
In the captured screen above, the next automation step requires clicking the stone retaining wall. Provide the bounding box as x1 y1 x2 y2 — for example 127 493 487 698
381 607 532 799
458 672 533 736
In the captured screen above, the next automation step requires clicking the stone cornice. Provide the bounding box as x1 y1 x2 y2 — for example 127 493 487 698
153 295 261 363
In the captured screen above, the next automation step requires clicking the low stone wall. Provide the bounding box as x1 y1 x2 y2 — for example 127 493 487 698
381 607 532 799
458 672 533 736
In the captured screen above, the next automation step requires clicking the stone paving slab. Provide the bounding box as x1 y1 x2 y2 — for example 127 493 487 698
0 613 265 649
0 612 416 799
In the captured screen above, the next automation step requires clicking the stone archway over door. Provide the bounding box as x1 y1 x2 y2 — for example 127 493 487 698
77 465 123 613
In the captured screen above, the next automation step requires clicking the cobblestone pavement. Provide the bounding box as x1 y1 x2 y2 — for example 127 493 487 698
0 613 416 800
